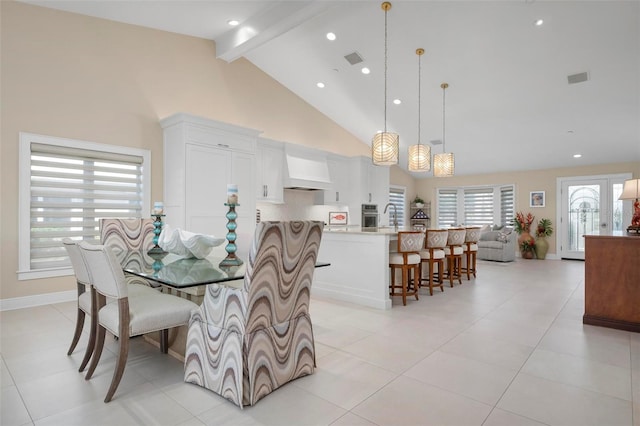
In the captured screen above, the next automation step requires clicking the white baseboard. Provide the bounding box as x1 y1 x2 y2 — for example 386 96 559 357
0 290 76 311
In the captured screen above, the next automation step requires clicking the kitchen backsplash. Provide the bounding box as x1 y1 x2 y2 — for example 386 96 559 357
256 190 350 225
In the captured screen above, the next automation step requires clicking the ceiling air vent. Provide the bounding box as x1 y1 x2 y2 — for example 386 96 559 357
567 72 589 85
430 139 443 146
344 51 364 65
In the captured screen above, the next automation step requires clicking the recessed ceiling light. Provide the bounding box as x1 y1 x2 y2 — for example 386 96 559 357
534 19 544 26
317 82 325 88
393 99 401 105
361 67 370 74
326 32 336 41
573 154 582 158
227 19 239 26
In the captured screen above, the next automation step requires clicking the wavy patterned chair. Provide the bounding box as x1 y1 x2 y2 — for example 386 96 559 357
184 221 323 408
100 218 157 287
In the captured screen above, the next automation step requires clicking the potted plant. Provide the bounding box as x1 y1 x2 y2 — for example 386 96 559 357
520 237 536 259
535 218 553 259
413 196 425 208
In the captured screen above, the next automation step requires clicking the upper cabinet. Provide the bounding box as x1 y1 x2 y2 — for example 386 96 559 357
256 138 284 204
160 113 260 259
321 154 350 205
350 157 390 206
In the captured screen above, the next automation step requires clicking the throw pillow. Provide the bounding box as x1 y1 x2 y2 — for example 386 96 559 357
480 230 500 241
497 229 512 243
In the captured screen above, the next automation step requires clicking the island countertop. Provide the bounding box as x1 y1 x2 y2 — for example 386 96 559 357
322 226 407 236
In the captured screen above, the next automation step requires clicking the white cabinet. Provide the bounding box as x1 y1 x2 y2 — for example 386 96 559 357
256 138 284 204
161 113 260 260
348 157 390 224
322 155 350 205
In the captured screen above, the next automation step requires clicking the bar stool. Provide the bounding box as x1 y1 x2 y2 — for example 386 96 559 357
389 231 425 305
419 229 447 295
462 227 481 279
443 228 466 287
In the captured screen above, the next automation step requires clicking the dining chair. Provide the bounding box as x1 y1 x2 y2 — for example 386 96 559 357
184 221 323 408
419 229 447 295
100 218 158 288
79 241 198 402
63 238 96 372
389 231 425 305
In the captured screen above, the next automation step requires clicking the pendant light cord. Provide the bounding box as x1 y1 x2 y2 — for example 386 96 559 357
442 84 446 152
384 7 388 133
417 52 421 145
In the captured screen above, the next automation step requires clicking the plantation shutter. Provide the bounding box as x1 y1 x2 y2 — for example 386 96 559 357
464 187 494 226
29 143 144 270
437 189 458 228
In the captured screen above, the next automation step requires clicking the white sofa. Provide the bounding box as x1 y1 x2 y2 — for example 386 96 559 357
477 228 516 262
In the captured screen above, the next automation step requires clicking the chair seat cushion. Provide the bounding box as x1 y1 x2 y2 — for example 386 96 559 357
78 291 92 313
128 283 161 297
99 293 197 337
464 243 478 252
389 252 421 265
444 246 464 255
420 249 445 260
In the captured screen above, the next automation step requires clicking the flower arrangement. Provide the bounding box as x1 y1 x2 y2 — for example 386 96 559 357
535 218 553 238
520 237 536 252
413 195 425 207
512 212 534 234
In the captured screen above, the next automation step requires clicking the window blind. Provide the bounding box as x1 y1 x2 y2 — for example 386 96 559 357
464 187 494 226
500 185 515 227
437 189 458 228
29 143 144 270
389 187 405 227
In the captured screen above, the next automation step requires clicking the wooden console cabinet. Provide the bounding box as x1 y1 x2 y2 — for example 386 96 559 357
583 235 640 332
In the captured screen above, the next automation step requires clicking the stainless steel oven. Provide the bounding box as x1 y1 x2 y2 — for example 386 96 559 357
361 204 379 229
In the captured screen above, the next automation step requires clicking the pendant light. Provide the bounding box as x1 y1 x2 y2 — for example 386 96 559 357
433 82 455 177
371 1 399 166
408 48 430 172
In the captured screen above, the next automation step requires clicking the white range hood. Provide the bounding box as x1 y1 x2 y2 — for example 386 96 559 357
283 146 332 191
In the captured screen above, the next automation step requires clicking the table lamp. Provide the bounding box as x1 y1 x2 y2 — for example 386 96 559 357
619 178 640 234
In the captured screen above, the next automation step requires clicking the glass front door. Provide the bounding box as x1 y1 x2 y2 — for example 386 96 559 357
559 175 629 260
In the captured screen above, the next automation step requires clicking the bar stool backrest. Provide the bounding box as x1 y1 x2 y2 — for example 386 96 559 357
397 231 425 253
464 227 482 243
446 228 467 246
425 229 448 249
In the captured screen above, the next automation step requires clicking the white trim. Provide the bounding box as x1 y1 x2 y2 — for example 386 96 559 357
18 267 73 281
0 290 76 311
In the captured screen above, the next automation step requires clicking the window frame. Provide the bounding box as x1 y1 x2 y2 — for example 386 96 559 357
388 185 406 227
18 132 151 280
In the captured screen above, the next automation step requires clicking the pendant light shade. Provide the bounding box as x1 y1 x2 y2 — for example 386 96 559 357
408 48 430 172
372 1 399 166
434 82 455 177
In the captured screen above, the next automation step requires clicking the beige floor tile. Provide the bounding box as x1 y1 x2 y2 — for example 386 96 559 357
404 350 518 406
351 375 492 426
497 373 632 426
1 385 32 426
482 408 548 426
162 382 226 416
1 357 15 389
521 348 632 401
330 412 378 426
293 350 396 410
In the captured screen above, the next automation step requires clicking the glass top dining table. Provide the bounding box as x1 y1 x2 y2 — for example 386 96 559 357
121 250 329 289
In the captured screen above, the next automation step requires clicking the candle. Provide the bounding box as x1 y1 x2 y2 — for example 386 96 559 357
227 184 238 205
153 201 164 215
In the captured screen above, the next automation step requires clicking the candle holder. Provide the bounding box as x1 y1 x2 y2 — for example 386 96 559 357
219 203 243 267
148 214 167 256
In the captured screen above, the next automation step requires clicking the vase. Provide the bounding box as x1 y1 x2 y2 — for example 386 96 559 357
517 230 532 246
536 236 549 260
522 250 535 259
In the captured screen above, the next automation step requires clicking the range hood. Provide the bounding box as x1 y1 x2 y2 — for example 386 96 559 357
283 147 332 191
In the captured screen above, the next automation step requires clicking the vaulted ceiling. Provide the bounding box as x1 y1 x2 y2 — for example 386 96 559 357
21 1 640 176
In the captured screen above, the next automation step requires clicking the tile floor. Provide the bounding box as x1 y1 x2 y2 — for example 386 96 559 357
1 259 639 426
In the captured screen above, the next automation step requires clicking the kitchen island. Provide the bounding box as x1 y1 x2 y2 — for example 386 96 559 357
314 226 400 309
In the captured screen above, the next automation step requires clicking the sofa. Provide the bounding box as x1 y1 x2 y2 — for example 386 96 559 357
477 227 516 262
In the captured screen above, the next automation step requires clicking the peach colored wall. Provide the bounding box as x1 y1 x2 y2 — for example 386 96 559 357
0 1 371 300
416 162 639 255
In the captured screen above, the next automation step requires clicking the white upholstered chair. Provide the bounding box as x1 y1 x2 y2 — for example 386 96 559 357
389 231 425 305
79 241 197 402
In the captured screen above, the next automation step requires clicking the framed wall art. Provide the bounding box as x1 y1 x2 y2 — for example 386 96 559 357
328 211 348 225
530 191 545 207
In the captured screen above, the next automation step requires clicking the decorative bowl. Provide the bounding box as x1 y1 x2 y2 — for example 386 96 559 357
158 224 225 259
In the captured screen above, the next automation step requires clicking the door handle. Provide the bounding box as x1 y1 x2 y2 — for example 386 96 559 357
601 223 607 228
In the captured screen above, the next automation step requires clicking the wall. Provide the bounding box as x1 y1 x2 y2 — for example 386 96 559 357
0 1 373 301
416 162 640 256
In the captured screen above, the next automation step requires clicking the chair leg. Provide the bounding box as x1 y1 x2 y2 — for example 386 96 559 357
471 252 477 278
465 251 471 280
413 265 419 301
448 256 455 287
428 260 434 296
105 299 131 403
160 329 169 354
402 267 408 306
67 308 85 355
85 324 105 380
79 288 98 372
